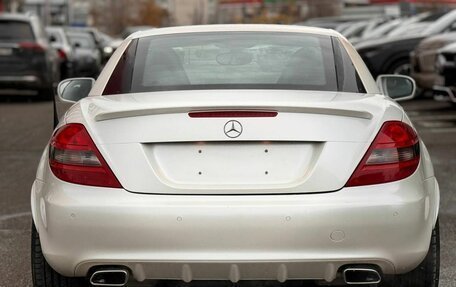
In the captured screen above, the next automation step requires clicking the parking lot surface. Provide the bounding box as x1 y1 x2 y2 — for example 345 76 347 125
0 97 455 287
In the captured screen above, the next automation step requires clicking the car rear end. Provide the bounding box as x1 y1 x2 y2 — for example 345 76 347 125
434 43 456 103
34 99 438 282
32 97 440 286
31 26 439 286
410 33 456 91
67 31 101 77
46 26 74 79
0 15 54 95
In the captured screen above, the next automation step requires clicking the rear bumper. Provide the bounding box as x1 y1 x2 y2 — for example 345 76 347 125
31 165 439 282
0 75 45 91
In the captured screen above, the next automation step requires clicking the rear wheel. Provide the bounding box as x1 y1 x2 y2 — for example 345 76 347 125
389 220 440 287
31 223 87 287
387 59 411 76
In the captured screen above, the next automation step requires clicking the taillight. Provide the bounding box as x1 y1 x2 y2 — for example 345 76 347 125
57 48 67 60
345 121 420 187
19 42 45 52
49 123 122 188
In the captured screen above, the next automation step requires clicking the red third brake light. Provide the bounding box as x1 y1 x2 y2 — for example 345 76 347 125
345 121 420 187
189 111 278 118
49 124 122 188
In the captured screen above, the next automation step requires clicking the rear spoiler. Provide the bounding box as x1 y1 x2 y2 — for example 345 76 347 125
93 105 373 122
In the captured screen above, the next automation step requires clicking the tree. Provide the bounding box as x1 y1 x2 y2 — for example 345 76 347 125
308 0 342 18
91 0 168 35
139 1 169 27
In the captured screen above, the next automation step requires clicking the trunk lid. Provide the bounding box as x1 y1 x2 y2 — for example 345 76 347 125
73 90 403 194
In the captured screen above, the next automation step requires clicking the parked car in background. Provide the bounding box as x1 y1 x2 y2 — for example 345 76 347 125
362 18 405 41
355 10 456 78
340 20 369 39
359 12 444 42
98 32 122 62
343 17 391 44
434 42 456 103
0 13 59 99
67 31 101 78
46 26 74 79
334 21 353 34
387 21 431 38
411 32 456 92
67 27 112 64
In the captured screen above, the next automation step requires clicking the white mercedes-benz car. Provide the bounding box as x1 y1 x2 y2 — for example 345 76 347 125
31 25 440 287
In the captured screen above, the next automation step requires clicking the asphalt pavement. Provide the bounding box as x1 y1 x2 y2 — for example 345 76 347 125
0 97 455 287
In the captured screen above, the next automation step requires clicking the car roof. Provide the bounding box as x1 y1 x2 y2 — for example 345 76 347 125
129 24 343 40
0 13 35 22
46 26 64 32
441 41 456 53
68 26 97 32
303 15 374 24
67 31 92 38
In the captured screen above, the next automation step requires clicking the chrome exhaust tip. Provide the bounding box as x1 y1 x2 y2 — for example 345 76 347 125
89 269 129 286
343 267 381 285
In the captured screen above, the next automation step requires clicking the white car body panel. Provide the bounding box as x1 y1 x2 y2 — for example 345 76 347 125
31 24 439 282
32 156 438 279
62 91 403 194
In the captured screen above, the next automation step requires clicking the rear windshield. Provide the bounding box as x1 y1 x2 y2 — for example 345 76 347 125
47 29 63 43
0 20 34 42
68 33 95 49
103 32 365 95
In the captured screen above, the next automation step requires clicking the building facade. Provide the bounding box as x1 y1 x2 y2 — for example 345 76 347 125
156 0 218 25
22 0 68 25
217 0 342 24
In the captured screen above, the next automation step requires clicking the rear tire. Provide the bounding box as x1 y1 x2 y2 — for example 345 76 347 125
52 97 59 128
387 59 411 76
31 222 87 287
391 220 440 287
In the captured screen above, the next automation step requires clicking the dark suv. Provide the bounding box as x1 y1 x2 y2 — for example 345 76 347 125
0 13 59 99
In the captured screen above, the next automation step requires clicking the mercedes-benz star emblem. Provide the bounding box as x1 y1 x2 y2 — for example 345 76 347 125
224 120 243 138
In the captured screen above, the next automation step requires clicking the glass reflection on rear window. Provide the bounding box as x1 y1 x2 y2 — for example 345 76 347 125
103 32 365 95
